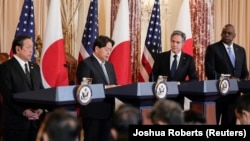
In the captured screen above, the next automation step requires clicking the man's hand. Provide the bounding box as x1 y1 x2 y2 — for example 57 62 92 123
34 109 44 116
23 109 40 120
105 84 119 89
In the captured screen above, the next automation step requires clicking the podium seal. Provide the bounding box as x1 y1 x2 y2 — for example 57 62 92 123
218 74 230 95
154 81 168 99
76 84 92 105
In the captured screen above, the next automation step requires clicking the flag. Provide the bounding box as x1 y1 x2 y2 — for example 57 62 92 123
78 0 99 62
175 0 193 110
138 0 162 82
10 0 36 62
40 0 68 88
109 0 132 85
175 0 193 56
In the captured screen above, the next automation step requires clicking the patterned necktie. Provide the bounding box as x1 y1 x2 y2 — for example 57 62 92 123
101 63 110 84
227 47 235 68
170 55 177 77
25 63 31 86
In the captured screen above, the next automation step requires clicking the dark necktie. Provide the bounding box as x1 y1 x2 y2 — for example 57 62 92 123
101 63 110 84
170 55 177 77
227 47 235 68
25 63 31 86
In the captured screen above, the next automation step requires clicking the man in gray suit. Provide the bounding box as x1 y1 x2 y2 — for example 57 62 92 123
205 24 249 125
76 35 117 141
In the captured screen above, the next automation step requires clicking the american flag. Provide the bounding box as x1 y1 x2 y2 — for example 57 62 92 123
78 0 99 61
138 0 162 82
11 0 36 62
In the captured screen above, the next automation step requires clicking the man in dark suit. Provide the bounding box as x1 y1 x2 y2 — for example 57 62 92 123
205 24 249 125
76 35 117 141
0 35 45 141
150 30 198 109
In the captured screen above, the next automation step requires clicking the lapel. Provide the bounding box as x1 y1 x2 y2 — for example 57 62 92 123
29 62 35 88
12 58 26 80
12 58 33 89
219 42 235 68
104 63 111 84
166 51 171 72
233 44 240 68
175 52 185 74
91 56 109 84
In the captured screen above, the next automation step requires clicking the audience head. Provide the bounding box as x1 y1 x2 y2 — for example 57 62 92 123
110 104 142 141
184 109 206 125
149 99 184 125
234 94 250 125
36 108 81 141
170 30 186 54
93 35 115 62
11 34 33 61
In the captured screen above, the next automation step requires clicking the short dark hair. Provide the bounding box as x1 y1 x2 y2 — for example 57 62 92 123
184 109 206 124
235 94 250 114
170 30 186 43
41 108 81 141
150 99 184 125
111 104 142 132
11 35 32 54
222 24 235 31
93 35 115 51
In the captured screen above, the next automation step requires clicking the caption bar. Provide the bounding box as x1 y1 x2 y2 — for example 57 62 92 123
129 125 250 140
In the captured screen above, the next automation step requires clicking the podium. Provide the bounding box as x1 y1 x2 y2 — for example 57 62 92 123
105 82 179 107
105 82 179 124
178 79 239 124
13 84 105 110
238 80 250 93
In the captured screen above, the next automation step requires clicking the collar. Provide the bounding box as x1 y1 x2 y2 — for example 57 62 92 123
223 42 233 49
14 55 28 67
170 51 181 58
93 53 105 64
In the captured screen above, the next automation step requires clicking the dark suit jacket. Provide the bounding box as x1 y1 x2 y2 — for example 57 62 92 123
0 57 44 130
150 51 198 82
76 55 117 119
205 40 249 79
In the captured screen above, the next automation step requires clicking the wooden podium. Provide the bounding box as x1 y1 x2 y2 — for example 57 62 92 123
178 79 239 124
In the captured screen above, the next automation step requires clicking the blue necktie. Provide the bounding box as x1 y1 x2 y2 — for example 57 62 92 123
170 55 177 77
227 47 235 68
